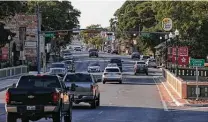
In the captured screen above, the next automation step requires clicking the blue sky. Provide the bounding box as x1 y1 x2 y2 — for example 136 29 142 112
70 0 125 28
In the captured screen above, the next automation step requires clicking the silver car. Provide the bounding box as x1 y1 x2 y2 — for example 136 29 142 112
49 62 67 77
102 67 122 84
146 59 157 68
63 53 74 60
88 63 101 72
63 73 101 109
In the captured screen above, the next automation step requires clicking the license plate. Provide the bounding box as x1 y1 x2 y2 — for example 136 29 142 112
27 106 36 110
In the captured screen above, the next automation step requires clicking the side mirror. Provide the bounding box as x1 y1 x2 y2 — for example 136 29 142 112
71 83 76 91
12 83 16 88
96 79 102 83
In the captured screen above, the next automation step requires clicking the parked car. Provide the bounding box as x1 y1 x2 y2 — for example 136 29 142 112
74 47 82 51
62 60 75 72
131 52 140 59
134 61 148 75
63 73 101 108
109 58 123 72
5 74 73 122
102 67 122 84
88 63 101 72
49 62 67 77
89 49 98 57
141 55 150 61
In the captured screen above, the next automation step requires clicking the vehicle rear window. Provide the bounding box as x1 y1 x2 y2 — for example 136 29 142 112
105 68 120 72
17 76 61 88
137 62 145 64
110 59 121 63
64 73 92 82
64 61 72 64
51 64 65 68
143 56 150 59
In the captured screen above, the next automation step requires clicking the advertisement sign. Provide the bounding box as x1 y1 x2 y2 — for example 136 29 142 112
1 47 9 60
162 18 173 31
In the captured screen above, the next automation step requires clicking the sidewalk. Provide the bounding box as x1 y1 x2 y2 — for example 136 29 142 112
158 77 208 107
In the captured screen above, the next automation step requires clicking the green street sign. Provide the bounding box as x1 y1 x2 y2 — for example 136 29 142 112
45 33 55 38
190 59 205 67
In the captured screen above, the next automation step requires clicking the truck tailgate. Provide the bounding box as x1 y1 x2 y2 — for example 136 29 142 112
8 88 57 105
65 82 92 96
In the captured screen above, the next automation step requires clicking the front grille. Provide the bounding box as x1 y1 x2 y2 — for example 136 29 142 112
51 69 63 74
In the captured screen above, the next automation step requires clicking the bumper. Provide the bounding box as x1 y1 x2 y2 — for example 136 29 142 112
135 69 147 73
6 105 59 113
74 95 94 103
102 77 122 81
88 69 100 72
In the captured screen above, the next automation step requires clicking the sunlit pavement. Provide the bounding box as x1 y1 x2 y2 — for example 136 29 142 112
0 52 207 122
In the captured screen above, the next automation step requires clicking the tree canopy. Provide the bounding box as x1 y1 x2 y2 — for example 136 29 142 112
113 1 208 58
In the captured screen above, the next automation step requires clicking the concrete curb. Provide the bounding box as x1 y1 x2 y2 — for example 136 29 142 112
159 77 208 107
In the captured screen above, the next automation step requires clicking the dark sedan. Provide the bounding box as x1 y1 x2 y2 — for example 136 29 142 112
131 52 140 59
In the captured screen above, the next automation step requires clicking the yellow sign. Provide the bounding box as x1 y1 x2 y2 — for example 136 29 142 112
162 18 173 31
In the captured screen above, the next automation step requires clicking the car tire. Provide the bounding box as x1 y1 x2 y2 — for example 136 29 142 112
90 98 96 109
7 113 16 122
21 119 29 122
134 72 137 75
103 81 106 84
64 102 72 122
119 80 122 84
96 94 100 106
53 108 63 122
146 71 148 75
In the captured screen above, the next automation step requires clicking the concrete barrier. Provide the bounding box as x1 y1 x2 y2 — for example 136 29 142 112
162 68 187 99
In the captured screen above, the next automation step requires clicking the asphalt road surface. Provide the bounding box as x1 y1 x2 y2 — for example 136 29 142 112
0 51 207 122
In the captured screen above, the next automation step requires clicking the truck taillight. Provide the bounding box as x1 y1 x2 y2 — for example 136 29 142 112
5 91 10 104
52 92 60 103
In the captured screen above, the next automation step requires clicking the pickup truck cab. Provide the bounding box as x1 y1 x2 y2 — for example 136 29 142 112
5 74 73 122
63 73 101 109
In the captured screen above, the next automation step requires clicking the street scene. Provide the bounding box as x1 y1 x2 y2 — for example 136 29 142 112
0 1 208 122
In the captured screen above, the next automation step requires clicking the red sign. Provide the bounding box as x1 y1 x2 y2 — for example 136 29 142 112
172 47 176 55
1 47 9 60
172 55 189 66
179 46 188 56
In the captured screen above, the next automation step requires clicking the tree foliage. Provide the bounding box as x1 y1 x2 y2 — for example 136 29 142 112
113 1 208 58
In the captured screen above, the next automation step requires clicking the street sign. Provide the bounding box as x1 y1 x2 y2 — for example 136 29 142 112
190 59 205 67
162 18 173 31
45 33 54 38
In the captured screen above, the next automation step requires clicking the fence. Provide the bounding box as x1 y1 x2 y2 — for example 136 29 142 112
0 65 28 79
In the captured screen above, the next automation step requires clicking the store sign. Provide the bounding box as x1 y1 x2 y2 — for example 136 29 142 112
162 18 173 31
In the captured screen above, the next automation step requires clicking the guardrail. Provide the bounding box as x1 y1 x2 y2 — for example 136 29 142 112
169 68 208 77
0 65 28 79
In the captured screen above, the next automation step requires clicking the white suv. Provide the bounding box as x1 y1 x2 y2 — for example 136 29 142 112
102 67 122 84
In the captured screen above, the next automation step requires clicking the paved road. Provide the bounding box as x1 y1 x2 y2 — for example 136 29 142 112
0 52 207 122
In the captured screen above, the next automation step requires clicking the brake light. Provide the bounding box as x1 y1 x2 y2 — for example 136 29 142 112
37 74 43 77
52 92 60 103
5 91 10 104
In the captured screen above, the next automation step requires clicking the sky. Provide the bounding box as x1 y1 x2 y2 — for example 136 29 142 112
70 0 125 29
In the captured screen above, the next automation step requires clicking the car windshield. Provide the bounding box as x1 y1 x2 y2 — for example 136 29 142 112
110 59 121 63
143 56 150 59
90 63 99 66
51 63 65 68
137 62 145 64
105 68 120 72
64 61 72 64
17 76 61 88
64 53 72 56
64 73 92 82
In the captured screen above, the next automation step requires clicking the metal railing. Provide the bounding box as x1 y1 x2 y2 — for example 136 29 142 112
0 65 28 79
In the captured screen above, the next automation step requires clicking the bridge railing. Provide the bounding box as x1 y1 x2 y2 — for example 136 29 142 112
0 65 28 79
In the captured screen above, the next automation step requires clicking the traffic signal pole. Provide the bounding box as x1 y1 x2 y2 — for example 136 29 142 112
36 3 41 74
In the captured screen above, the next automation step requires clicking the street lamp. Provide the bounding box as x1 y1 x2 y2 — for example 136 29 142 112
8 35 12 66
175 29 179 76
164 34 168 69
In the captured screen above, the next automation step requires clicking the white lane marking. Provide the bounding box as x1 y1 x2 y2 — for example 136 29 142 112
106 119 133 122
98 111 103 114
153 77 169 111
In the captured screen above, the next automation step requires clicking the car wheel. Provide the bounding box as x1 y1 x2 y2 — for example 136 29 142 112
134 72 137 75
96 94 100 106
21 119 29 122
53 108 63 122
146 71 148 75
64 102 72 122
7 113 16 122
90 98 97 109
103 81 106 84
119 80 122 84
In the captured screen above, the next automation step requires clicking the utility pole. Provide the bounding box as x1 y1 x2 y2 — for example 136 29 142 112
36 3 41 74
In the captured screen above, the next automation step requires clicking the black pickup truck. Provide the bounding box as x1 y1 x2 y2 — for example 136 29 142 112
5 74 73 122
